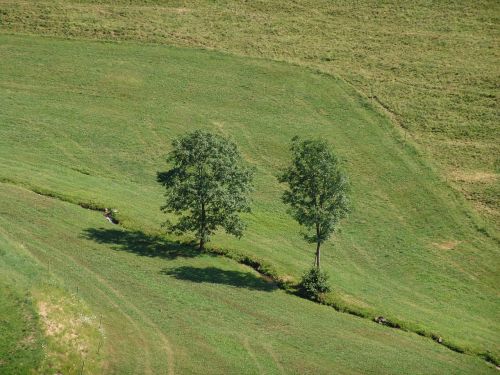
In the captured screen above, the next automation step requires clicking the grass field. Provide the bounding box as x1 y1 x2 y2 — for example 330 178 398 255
0 0 498 224
0 211 103 374
0 32 498 374
0 1 499 373
0 183 495 374
0 283 43 374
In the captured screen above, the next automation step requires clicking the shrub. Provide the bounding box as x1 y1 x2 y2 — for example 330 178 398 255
299 267 331 301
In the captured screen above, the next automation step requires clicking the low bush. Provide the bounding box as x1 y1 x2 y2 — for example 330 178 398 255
299 267 331 302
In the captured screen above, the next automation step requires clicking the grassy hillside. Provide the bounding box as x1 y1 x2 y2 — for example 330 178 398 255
0 0 498 225
0 221 102 374
0 32 498 369
0 182 495 374
0 283 43 374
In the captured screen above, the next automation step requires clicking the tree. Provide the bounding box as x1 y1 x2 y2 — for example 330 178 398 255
278 136 349 269
157 130 253 250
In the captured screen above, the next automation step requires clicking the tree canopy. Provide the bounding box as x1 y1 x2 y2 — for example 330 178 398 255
278 136 349 268
157 130 253 250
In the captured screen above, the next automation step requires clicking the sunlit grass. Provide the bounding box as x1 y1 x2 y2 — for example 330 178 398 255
0 34 498 363
1 0 498 223
0 183 494 374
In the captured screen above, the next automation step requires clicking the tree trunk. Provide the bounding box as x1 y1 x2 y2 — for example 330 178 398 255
199 201 206 251
315 222 321 269
315 241 321 269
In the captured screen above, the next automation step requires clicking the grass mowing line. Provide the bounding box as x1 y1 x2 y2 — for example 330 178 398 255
45 247 154 374
241 336 265 375
24 243 152 375
262 343 285 375
44 244 177 375
0 224 104 374
73 264 175 375
4 222 156 375
3 205 175 374
84 262 175 375
1 179 495 368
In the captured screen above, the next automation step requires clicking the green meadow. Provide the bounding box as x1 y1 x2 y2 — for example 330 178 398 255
0 2 498 373
1 0 498 223
1 183 493 374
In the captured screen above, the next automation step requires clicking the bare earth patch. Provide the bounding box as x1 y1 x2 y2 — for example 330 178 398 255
171 7 191 14
38 301 64 336
433 241 461 250
35 294 102 373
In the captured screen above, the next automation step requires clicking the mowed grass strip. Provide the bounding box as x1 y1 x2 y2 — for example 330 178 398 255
0 228 102 374
0 283 43 374
0 182 496 374
0 0 498 223
0 34 498 359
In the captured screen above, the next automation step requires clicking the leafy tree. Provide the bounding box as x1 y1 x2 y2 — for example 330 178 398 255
157 130 253 250
278 136 349 269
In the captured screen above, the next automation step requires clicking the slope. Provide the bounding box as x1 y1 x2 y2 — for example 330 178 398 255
0 0 498 224
0 34 498 360
0 182 495 374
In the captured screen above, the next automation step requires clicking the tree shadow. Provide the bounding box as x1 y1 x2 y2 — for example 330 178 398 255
82 228 200 259
156 170 176 186
161 266 277 292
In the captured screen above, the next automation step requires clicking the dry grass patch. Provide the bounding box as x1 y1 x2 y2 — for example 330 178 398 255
35 290 103 374
433 241 461 251
451 171 497 184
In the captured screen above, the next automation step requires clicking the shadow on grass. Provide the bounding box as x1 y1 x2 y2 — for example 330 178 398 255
161 266 277 292
82 228 200 259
